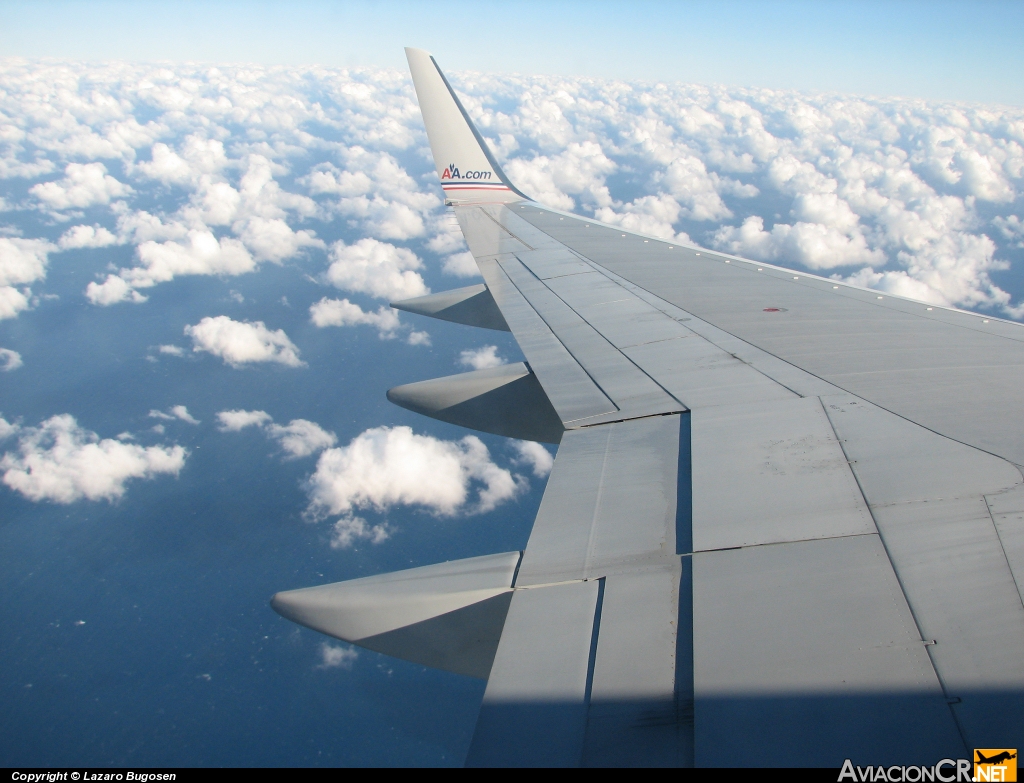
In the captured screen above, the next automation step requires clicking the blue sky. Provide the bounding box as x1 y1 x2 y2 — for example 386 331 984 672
2 0 1023 105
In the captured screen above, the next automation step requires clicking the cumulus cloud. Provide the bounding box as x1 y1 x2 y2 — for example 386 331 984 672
1 414 186 503
30 162 131 210
324 238 428 301
216 409 273 432
442 251 479 277
57 224 119 250
994 215 1024 249
158 344 184 356
459 345 504 370
504 141 616 212
0 238 49 287
235 217 323 263
85 227 263 306
712 215 884 270
174 405 197 423
149 405 199 425
595 194 692 241
305 147 440 240
407 330 431 346
304 426 526 526
136 142 194 185
0 415 18 440
307 296 428 345
128 232 255 289
309 297 399 335
0 286 30 320
135 137 229 185
185 316 304 368
318 642 359 669
216 409 335 459
0 237 52 319
0 348 23 371
511 440 554 478
267 419 337 459
76 156 322 304
85 275 148 306
330 515 391 549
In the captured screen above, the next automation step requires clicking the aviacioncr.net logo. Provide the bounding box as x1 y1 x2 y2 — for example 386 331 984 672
839 759 973 782
440 164 493 181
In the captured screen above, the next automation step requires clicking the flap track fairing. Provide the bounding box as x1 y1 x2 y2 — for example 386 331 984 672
391 284 510 331
387 363 564 444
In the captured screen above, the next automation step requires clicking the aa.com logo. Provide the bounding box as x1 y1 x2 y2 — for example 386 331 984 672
440 163 493 181
838 751 1017 782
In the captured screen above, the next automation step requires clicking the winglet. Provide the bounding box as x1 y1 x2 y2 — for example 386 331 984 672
405 47 528 205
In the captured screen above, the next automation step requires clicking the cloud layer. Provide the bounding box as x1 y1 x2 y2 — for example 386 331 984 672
0 59 1020 320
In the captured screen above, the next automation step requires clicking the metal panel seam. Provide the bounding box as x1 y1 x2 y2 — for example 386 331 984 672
984 495 1024 613
492 258 622 417
677 412 693 555
583 429 614 581
818 395 971 748
689 531 878 555
581 576 606 756
478 208 536 250
676 556 695 766
510 550 524 589
501 255 686 411
570 256 810 400
481 258 616 421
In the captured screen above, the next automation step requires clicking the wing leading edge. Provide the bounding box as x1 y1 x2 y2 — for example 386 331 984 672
271 48 1024 766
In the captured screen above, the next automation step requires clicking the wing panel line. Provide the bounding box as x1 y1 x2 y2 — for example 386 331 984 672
816 394 970 748
497 254 685 418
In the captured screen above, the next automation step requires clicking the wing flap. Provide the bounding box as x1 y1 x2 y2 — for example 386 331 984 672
583 566 687 768
989 484 1024 604
514 415 683 587
469 415 686 767
466 580 600 767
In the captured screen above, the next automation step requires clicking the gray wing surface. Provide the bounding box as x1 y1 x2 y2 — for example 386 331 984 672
271 48 1024 767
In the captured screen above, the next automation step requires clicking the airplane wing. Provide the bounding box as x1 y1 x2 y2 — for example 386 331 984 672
271 48 1024 767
